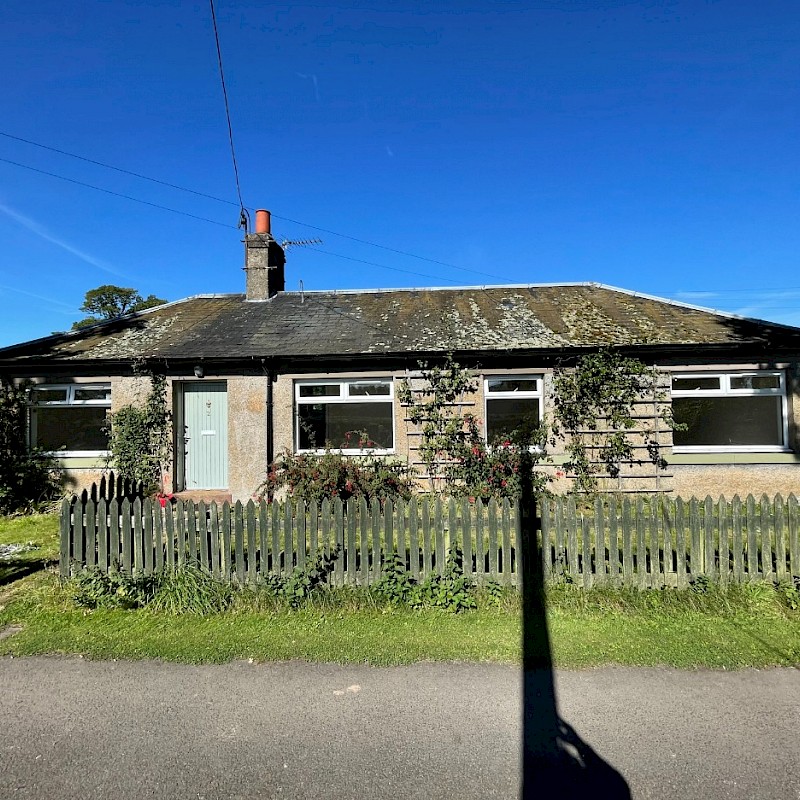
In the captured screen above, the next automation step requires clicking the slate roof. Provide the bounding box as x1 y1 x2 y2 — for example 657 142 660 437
2 283 799 365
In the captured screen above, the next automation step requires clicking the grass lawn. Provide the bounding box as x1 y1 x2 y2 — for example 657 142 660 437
1 513 799 668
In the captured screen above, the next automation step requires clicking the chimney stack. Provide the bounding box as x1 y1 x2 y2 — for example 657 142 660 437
244 208 285 301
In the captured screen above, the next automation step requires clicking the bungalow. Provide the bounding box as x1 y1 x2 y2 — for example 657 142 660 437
1 210 799 501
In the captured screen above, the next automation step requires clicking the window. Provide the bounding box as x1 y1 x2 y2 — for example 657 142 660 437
29 384 111 455
295 379 394 452
671 371 788 451
484 376 542 443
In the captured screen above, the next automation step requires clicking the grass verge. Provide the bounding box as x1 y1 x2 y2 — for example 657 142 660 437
0 513 59 585
1 570 798 668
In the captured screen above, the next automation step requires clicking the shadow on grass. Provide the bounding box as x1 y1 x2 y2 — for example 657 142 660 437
520 470 631 798
0 558 48 587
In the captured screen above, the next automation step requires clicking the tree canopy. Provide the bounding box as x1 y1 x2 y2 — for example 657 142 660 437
72 285 166 330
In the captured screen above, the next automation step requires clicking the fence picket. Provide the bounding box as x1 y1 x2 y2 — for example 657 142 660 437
360 497 370 584
175 500 186 567
222 502 232 581
408 498 419 581
608 497 619 584
334 499 344 587
272 501 281 575
285 500 295 576
774 494 786 582
488 500 498 577
422 497 433 578
554 498 565 579
347 498 357 583
541 499 552 581
661 497 673 585
675 497 686 588
83 498 95 570
731 495 743 582
651 496 662 588
760 494 772 581
449 497 458 558
143 499 154 575
260 500 270 577
59 498 71 577
475 499 485 584
718 496 729 588
789 494 800 579
371 500 382 581
198 501 209 573
121 499 132 574
636 497 647 589
247 500 258 583
582 514 592 589
434 498 444 574
501 499 512 585
296 499 307 575
462 498 473 581
688 498 700 579
164 501 174 569
567 496 579 581
186 501 197 565
594 497 606 585
234 502 245 584
309 500 319 560
704 495 715 578
209 502 220 579
746 495 758 581
98 498 109 573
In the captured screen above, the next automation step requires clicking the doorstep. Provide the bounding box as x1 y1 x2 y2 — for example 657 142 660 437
173 490 233 505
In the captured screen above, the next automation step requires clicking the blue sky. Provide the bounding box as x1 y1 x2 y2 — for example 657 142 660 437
0 0 798 346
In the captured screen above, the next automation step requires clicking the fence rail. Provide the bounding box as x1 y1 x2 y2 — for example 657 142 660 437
60 494 800 588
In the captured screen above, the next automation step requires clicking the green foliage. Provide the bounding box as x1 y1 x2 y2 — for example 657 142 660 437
551 350 672 492
264 549 340 608
373 542 477 612
70 563 232 614
416 543 477 611
397 356 549 500
259 447 413 504
71 565 157 610
372 551 419 605
72 285 166 330
106 372 171 494
150 564 233 614
0 379 61 514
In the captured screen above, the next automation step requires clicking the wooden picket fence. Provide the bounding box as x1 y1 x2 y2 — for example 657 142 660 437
60 493 800 588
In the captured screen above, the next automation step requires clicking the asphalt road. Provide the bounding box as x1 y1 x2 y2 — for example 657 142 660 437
0 657 798 799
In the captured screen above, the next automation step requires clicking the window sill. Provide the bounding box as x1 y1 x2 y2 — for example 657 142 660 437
670 451 799 466
295 449 395 457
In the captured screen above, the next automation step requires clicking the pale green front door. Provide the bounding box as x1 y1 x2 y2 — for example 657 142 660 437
183 382 228 490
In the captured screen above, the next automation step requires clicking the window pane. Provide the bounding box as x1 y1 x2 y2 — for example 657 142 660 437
486 398 540 443
487 378 538 394
35 407 109 451
298 403 393 449
673 397 784 447
672 376 720 391
298 384 340 398
73 387 111 402
348 382 391 397
730 375 781 391
33 388 68 403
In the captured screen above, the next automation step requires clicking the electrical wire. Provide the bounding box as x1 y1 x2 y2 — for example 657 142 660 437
0 156 237 229
0 131 240 208
208 0 245 213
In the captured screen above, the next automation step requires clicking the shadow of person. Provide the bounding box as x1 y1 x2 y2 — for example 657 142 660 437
519 475 631 799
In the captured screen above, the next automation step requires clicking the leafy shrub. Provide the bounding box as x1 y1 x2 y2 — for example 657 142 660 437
150 564 233 614
373 551 418 605
259 447 413 504
272 549 339 608
105 372 171 495
416 543 477 611
0 379 62 514
71 566 157 610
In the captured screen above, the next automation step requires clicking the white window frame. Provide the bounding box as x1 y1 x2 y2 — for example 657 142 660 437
294 378 395 454
483 374 543 445
29 383 112 457
671 370 789 453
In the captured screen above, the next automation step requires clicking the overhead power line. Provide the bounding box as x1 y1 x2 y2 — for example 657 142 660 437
0 130 506 281
208 0 246 217
0 156 237 229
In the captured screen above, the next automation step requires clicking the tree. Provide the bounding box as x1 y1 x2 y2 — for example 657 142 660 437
72 285 166 330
